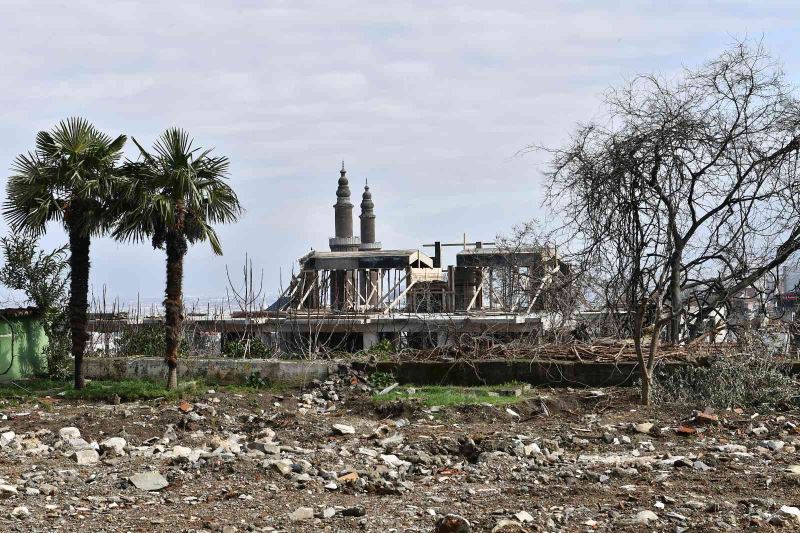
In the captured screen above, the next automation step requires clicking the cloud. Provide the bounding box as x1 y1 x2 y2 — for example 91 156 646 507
0 0 797 305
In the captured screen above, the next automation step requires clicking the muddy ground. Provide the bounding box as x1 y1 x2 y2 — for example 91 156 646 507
0 375 798 532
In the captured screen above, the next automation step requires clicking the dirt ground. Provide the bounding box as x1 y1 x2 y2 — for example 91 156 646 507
0 376 798 532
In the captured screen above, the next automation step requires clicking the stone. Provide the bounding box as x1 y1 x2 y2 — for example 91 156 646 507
341 506 366 517
289 507 314 521
761 440 785 452
332 424 355 435
99 437 127 456
692 460 712 472
777 505 800 524
635 510 659 524
514 510 534 522
39 484 57 496
634 423 654 434
10 506 29 519
377 383 399 395
59 427 81 440
524 442 541 456
491 520 526 533
129 471 169 491
337 471 359 483
0 431 15 447
434 513 471 532
71 449 99 465
0 484 18 497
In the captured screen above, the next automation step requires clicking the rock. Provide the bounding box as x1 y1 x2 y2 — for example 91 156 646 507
10 506 29 519
434 513 471 532
59 427 81 440
761 440 785 452
99 437 127 456
716 444 748 453
129 471 169 491
523 443 541 456
289 507 314 521
71 449 99 465
491 520 526 533
332 424 355 435
0 431 15 447
634 423 654 434
377 383 399 395
693 460 712 472
777 505 800 524
268 459 293 476
634 510 659 524
338 472 359 483
514 511 534 523
38 484 57 496
341 506 366 517
0 484 18 497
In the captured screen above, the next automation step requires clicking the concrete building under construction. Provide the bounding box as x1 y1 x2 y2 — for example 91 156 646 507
256 163 570 353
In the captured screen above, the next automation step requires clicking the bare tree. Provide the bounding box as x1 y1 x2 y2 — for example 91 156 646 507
542 41 800 404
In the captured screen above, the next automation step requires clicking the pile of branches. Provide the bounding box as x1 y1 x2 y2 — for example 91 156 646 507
387 337 736 363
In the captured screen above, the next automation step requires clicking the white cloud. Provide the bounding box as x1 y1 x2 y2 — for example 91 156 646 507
0 0 797 305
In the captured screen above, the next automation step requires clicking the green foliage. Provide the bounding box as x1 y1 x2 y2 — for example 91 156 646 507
0 236 68 312
244 371 271 389
4 117 126 237
0 235 71 378
115 324 190 357
373 384 531 407
367 339 397 358
223 337 272 359
0 379 198 402
652 351 798 408
367 371 396 390
114 128 242 256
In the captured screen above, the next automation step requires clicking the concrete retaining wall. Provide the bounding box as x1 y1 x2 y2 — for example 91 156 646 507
357 360 648 387
84 357 800 388
83 357 338 387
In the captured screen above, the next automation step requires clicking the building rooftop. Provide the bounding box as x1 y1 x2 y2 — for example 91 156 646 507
300 249 434 270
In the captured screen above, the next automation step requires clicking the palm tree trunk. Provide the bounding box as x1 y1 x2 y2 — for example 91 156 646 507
164 231 186 389
68 227 91 390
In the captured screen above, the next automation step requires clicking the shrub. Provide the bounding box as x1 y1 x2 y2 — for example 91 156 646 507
115 324 190 357
652 345 798 408
223 337 272 359
368 371 396 390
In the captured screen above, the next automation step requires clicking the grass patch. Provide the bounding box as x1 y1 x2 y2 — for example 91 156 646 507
0 378 200 402
373 384 531 408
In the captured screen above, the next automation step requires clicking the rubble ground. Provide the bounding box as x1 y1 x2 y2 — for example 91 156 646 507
0 370 798 532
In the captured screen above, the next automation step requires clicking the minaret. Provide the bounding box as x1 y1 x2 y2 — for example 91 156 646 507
359 180 381 251
329 162 360 252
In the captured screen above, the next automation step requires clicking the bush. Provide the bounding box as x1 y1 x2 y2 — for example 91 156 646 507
652 347 798 408
115 324 190 357
223 337 272 359
368 371 396 390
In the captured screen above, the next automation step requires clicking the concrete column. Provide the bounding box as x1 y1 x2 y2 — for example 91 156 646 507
362 330 379 350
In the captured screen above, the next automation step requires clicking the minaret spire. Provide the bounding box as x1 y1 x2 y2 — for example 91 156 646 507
359 179 381 251
329 162 360 252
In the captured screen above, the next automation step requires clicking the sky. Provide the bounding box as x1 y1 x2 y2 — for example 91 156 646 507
0 1 798 309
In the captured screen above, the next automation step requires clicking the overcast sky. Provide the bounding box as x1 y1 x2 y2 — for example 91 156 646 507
0 1 797 309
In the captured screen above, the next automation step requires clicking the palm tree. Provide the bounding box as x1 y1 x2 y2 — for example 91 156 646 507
4 118 126 389
115 128 242 389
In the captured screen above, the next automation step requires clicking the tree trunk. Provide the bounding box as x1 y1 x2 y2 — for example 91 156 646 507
68 228 91 390
164 231 186 390
669 252 682 344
